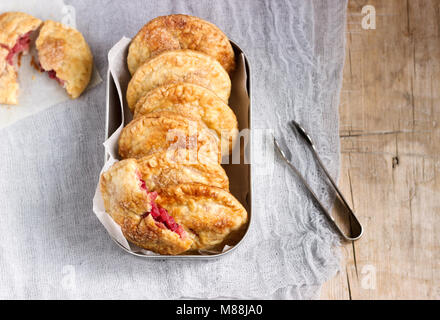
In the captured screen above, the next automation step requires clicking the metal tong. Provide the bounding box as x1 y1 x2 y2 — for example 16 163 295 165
273 120 363 241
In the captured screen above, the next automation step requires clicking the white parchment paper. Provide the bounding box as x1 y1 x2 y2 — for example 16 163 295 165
0 0 102 129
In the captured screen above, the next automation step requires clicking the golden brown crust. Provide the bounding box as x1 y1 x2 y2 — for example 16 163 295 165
137 151 229 191
156 183 248 250
127 14 235 75
133 82 238 155
122 215 193 255
0 47 18 105
126 49 231 110
36 20 93 99
100 159 193 255
118 112 221 163
0 12 42 48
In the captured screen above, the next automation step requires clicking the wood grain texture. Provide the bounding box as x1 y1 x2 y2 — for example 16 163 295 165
321 0 440 299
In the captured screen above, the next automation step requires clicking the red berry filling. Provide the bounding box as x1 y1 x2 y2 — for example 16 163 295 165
149 201 185 237
0 32 66 86
139 178 185 238
35 62 65 86
139 179 147 191
44 68 65 86
1 32 32 65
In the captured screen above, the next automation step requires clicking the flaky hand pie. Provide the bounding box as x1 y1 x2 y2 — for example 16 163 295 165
136 151 229 191
0 12 42 104
126 49 231 109
100 159 192 255
133 82 238 155
36 20 93 99
100 158 247 254
127 14 235 75
118 112 221 163
108 153 228 193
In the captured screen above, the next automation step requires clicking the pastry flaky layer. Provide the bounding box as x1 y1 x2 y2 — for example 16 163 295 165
136 151 229 191
36 20 93 99
126 49 231 110
157 183 248 251
100 157 247 255
0 12 42 105
127 14 235 75
133 82 239 155
118 111 222 163
0 11 42 48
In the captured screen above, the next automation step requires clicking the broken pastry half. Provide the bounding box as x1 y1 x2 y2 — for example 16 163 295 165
35 20 93 99
127 14 235 75
0 12 42 104
100 159 247 255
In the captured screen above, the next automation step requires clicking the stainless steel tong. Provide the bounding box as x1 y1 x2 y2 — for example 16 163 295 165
274 120 363 241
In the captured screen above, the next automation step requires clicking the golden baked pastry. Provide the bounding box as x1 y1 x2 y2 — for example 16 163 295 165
133 82 238 155
127 14 235 75
0 47 18 105
118 112 221 163
126 49 231 110
0 12 42 105
156 183 248 250
100 159 193 255
100 159 247 254
137 151 229 191
36 20 93 99
0 12 41 49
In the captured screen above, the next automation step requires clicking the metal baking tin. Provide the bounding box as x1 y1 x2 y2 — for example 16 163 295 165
104 40 252 259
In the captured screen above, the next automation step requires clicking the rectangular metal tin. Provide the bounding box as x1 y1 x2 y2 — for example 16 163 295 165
104 40 252 260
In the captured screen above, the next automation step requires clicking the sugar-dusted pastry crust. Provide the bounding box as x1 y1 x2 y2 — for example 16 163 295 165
136 151 229 191
36 20 93 99
0 12 41 48
100 159 193 255
100 159 153 225
133 82 238 155
156 183 248 250
0 47 18 105
118 112 221 163
127 14 235 75
126 49 231 109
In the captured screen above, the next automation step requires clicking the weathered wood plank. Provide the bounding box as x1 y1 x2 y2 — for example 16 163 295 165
321 0 440 299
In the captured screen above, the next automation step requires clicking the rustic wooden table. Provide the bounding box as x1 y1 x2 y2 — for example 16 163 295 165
321 0 439 299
